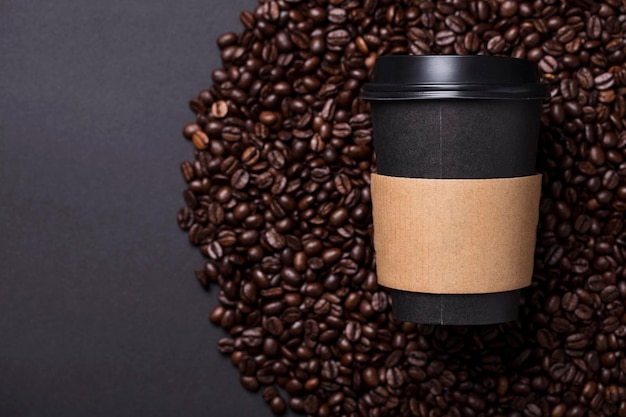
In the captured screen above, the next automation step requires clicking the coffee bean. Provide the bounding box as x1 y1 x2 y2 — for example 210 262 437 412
328 8 346 24
221 126 242 142
344 320 361 342
211 100 228 118
445 15 466 33
333 173 352 195
371 291 388 312
320 248 341 264
572 258 589 274
407 350 428 367
539 55 559 73
267 150 285 170
230 168 249 190
467 393 485 410
499 0 518 18
487 35 506 53
556 26 576 44
180 161 195 182
182 122 200 140
435 30 455 46
326 29 350 50
240 376 259 392
180 2 626 416
238 356 257 376
543 40 564 57
264 316 284 336
601 285 619 302
217 337 234 354
587 16 602 40
269 396 286 416
192 130 210 150
595 72 615 90
303 394 319 414
385 367 404 387
464 32 480 52
561 292 579 311
262 385 278 403
239 10 255 30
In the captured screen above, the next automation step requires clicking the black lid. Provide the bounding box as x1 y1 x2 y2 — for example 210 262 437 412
363 55 549 100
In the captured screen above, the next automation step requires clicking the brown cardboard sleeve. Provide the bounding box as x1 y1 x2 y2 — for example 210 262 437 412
371 173 542 294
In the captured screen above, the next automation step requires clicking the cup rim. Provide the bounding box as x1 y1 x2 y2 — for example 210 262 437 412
363 55 549 100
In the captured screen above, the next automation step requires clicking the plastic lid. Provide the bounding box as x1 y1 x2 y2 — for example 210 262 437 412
363 55 549 100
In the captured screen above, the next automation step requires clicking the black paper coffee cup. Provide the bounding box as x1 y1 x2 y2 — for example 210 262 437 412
364 56 548 325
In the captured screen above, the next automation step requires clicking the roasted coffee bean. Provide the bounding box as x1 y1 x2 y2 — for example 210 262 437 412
179 1 626 415
345 320 361 342
180 161 195 182
464 32 480 52
445 15 466 34
362 367 379 388
192 131 209 150
326 29 350 50
539 55 559 73
385 367 404 387
238 356 257 376
333 173 352 195
264 316 284 336
487 35 505 53
262 385 278 403
327 8 346 24
302 394 319 414
561 292 579 311
371 291 388 312
240 376 259 392
269 396 286 416
435 30 455 46
231 168 249 190
211 100 228 118
217 337 234 354
499 1 518 18
407 351 428 367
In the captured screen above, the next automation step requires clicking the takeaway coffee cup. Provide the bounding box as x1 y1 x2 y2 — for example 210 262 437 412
363 56 548 325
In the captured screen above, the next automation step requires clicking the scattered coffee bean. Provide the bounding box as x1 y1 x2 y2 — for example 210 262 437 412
211 100 228 119
179 1 626 416
191 130 209 150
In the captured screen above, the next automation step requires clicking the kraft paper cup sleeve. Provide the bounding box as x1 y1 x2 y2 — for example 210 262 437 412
370 173 542 294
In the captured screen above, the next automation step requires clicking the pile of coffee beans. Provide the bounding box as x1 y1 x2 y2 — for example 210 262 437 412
177 0 626 416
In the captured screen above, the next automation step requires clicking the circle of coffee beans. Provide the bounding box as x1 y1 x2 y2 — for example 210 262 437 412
178 1 626 416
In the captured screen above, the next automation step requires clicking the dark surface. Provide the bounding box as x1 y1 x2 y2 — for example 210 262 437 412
0 1 283 416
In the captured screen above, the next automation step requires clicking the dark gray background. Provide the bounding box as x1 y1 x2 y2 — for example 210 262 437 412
0 1 287 416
